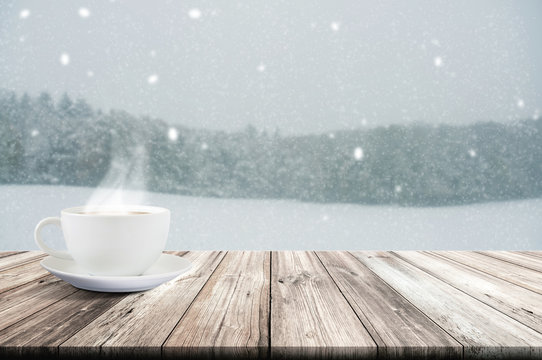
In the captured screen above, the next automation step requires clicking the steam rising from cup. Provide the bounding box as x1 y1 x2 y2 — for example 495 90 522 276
84 144 148 210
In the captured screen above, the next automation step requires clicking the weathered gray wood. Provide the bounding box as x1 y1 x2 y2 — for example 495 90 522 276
477 251 542 273
60 251 225 358
0 252 21 259
395 251 542 335
351 251 542 359
0 251 45 272
315 251 462 359
271 251 376 359
0 275 78 331
0 258 49 294
519 251 542 259
0 289 125 358
436 251 542 295
163 251 269 359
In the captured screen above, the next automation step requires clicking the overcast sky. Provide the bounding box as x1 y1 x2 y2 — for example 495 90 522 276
1 0 541 134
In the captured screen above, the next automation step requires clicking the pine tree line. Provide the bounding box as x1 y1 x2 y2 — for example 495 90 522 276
1 91 541 206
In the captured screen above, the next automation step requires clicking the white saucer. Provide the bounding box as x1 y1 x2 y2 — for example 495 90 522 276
41 254 192 292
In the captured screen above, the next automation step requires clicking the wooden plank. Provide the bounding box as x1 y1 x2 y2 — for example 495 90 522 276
0 275 78 331
0 289 125 358
351 251 542 359
0 251 45 272
163 251 270 359
0 258 50 294
519 251 542 259
0 252 22 259
60 251 225 359
436 251 542 295
477 251 542 273
394 251 542 335
271 251 376 359
315 251 462 359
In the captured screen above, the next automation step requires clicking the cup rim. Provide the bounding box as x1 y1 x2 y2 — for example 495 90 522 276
61 205 169 217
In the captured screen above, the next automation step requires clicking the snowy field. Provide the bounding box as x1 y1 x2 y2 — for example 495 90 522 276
1 185 541 250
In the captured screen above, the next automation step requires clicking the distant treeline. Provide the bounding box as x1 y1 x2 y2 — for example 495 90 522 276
1 91 542 206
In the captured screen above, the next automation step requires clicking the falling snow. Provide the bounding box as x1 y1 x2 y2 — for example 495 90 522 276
87 70 94 77
468 149 477 157
60 53 70 66
434 56 443 67
188 8 202 19
395 185 402 193
78 8 90 18
168 127 178 142
147 74 158 84
354 147 363 160
328 133 335 139
19 9 30 19
517 99 525 109
30 129 39 137
330 22 340 32
150 50 156 58
201 142 209 150
257 63 266 72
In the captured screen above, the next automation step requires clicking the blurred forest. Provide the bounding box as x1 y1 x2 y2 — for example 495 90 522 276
1 91 542 206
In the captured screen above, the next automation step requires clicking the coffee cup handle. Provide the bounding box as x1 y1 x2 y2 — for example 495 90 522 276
34 217 73 260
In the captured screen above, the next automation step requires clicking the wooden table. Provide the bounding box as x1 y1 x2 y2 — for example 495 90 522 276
1 251 542 359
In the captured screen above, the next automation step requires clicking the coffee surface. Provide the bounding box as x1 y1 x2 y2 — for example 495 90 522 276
77 211 151 216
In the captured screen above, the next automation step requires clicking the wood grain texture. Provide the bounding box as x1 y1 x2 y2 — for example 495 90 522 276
476 251 542 273
60 251 225 359
351 251 542 359
436 251 542 295
0 289 125 358
395 251 542 335
271 251 376 359
0 252 21 259
519 251 542 259
315 251 462 359
0 251 45 271
0 257 49 294
163 251 270 359
0 275 78 331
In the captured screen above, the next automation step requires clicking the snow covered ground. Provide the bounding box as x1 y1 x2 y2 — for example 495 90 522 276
1 185 541 250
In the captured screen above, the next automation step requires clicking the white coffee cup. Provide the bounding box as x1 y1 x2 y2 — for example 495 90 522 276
34 205 170 276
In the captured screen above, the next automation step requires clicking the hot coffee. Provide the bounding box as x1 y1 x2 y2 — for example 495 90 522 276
77 211 151 216
35 205 170 276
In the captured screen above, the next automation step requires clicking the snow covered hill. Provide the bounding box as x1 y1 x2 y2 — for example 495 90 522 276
1 185 541 250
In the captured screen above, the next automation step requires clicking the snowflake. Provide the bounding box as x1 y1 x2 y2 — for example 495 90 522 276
328 133 335 139
188 8 202 19
361 118 368 126
78 8 90 18
394 185 402 193
31 129 39 137
19 36 25 42
468 149 476 158
330 22 340 32
517 99 525 109
87 70 94 77
434 56 443 67
150 50 156 58
354 147 363 161
321 214 329 221
60 53 70 66
168 127 178 142
20 9 30 19
147 74 158 84
534 109 540 120
257 63 266 72
201 142 209 150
